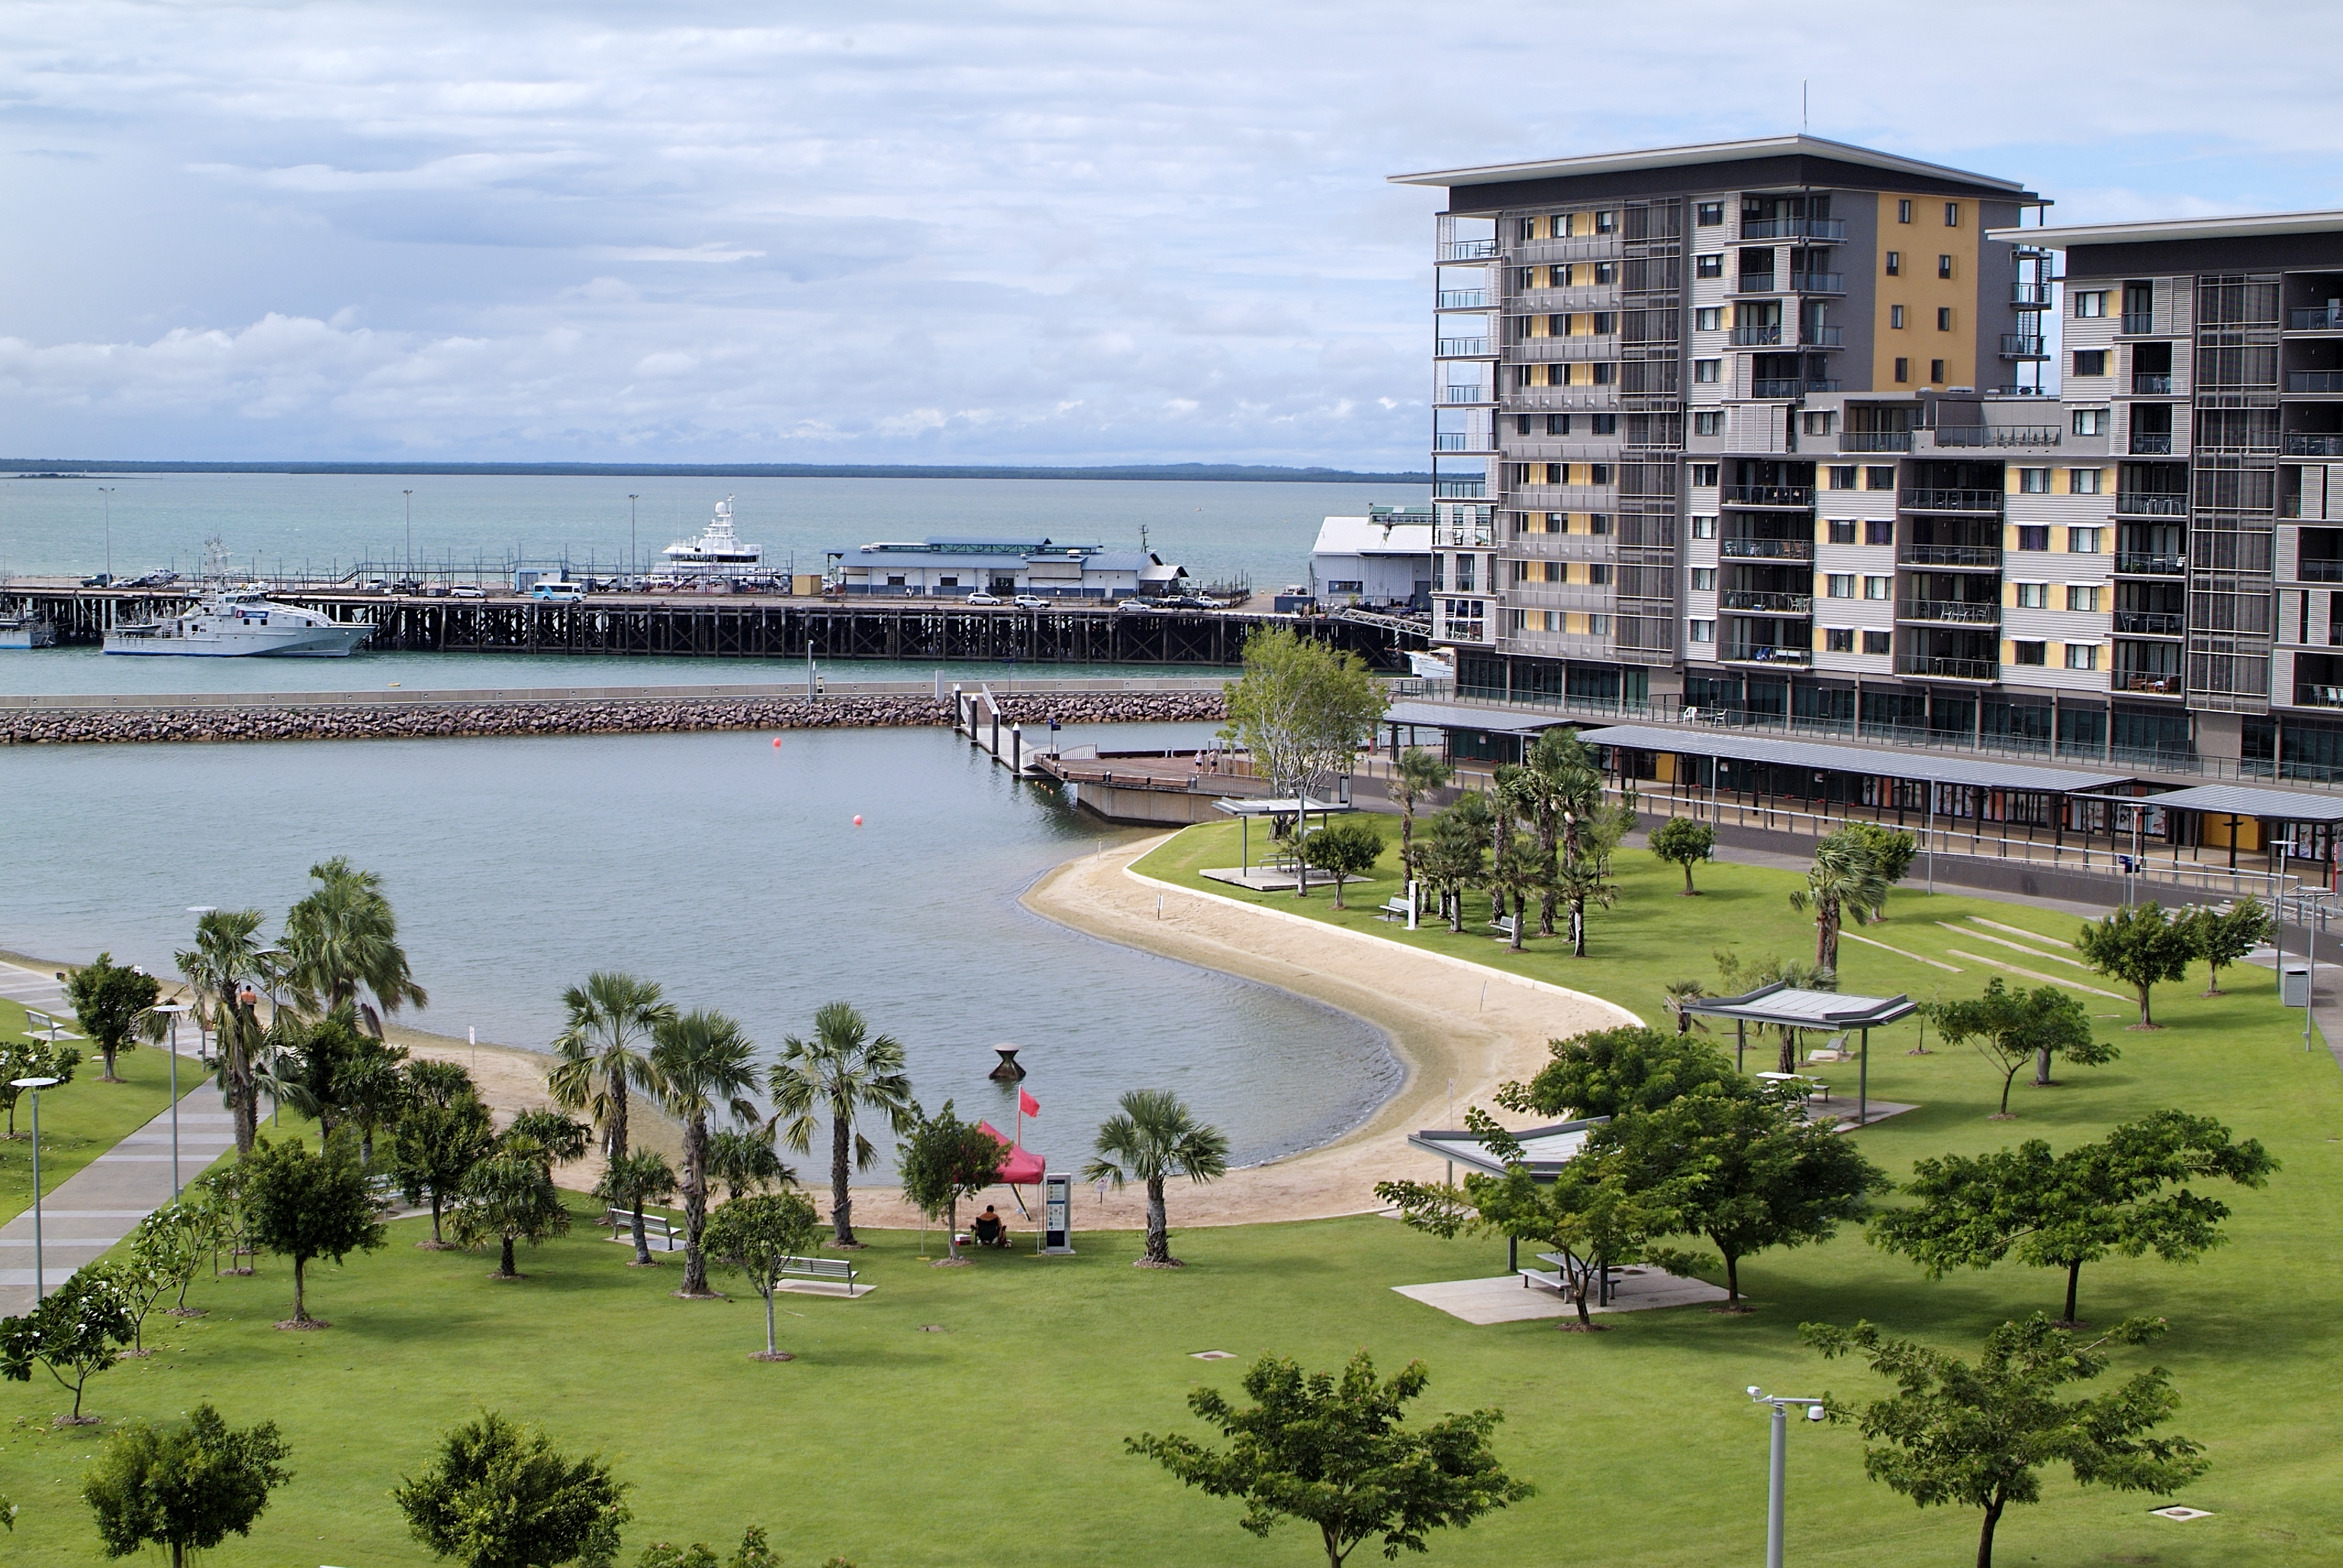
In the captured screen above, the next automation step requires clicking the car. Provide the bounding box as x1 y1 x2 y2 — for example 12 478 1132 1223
965 591 1003 605
81 573 113 588
1012 594 1049 609
449 584 484 599
1115 596 1159 612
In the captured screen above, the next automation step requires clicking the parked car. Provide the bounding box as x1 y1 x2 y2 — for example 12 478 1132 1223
965 591 1003 605
1115 596 1159 612
449 584 484 599
1012 594 1049 609
81 573 113 587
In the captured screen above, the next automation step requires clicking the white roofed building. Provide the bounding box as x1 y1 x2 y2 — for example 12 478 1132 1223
1312 504 1435 608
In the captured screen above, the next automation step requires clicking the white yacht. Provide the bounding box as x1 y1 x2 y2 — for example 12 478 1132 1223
103 543 372 658
661 496 764 576
0 613 56 649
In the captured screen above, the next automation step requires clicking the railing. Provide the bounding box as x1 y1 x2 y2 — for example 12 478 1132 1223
2297 559 2343 582
2122 311 2155 333
1436 338 1492 357
1720 590 1814 613
1438 239 1499 261
2291 306 2343 330
1508 336 1620 362
2287 372 2343 392
1899 599 2000 625
2114 552 2187 575
1433 433 1486 451
1896 654 1997 681
1432 479 1488 498
1433 522 1495 548
2115 610 2185 635
1900 543 2000 567
2132 372 2173 394
1737 272 1777 294
1723 645 1813 665
1720 538 1815 559
1788 272 1844 293
1725 484 1816 507
2012 282 2056 306
1740 217 1846 240
2118 672 2185 695
1439 385 1491 404
2000 334 2049 357
1511 236 1623 264
2285 433 2343 456
1752 378 1843 398
1801 327 1844 347
2296 685 2343 708
1900 488 2003 513
1931 425 2061 448
2116 492 2187 517
2130 433 2175 454
1502 388 1620 412
1730 324 1783 346
1437 289 1490 309
1842 431 1913 452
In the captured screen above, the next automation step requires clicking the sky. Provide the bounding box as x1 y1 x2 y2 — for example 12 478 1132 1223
3 0 2342 468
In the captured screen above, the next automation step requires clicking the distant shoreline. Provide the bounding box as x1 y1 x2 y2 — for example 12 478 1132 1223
1 460 1433 484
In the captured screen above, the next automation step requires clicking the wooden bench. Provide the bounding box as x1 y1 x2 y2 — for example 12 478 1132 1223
605 1206 684 1251
776 1254 864 1296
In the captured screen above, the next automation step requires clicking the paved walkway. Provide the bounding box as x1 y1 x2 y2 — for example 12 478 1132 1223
0 958 71 1018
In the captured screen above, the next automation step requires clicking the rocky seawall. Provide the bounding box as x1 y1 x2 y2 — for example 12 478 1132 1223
0 690 1228 746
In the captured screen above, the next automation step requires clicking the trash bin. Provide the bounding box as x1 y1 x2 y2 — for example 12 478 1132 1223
2283 966 2310 1007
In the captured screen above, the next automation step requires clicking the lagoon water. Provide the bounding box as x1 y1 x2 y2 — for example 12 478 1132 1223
0 723 1401 1170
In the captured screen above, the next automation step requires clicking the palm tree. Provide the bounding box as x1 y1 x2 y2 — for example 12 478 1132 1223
1391 747 1452 893
450 1135 571 1280
594 1148 678 1267
1489 766 1542 951
652 1009 761 1296
282 858 428 1036
546 972 674 1165
1788 832 1891 985
768 1002 919 1248
175 909 273 1154
1660 979 1712 1035
1082 1088 1231 1267
709 1129 794 1201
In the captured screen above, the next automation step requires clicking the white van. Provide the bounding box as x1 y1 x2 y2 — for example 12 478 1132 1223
529 580 584 604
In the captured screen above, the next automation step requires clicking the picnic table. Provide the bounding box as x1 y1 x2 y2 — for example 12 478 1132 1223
1755 1071 1828 1103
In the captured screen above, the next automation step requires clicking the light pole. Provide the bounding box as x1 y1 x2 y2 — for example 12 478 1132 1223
628 494 639 580
98 486 114 581
1748 1386 1829 1568
403 490 414 582
12 1076 60 1300
252 947 285 1127
185 907 217 1064
151 1001 191 1196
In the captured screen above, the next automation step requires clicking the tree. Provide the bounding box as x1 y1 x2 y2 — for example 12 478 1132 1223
1485 767 1540 950
0 1035 80 1136
1649 816 1716 895
1129 1350 1532 1568
1416 792 1490 933
651 1009 761 1297
452 1136 573 1281
130 1201 218 1317
1715 948 1830 1073
1495 1025 1743 1120
64 953 159 1083
1868 1110 2277 1324
1923 979 2119 1112
1083 1088 1231 1267
896 1100 1007 1261
393 1093 497 1247
94 1254 169 1357
2179 900 2271 997
1391 745 1452 890
1218 626 1389 859
1659 978 1711 1037
83 1404 292 1568
243 1133 386 1326
707 1129 793 1201
768 1001 919 1248
0 1264 135 1420
1296 817 1384 910
594 1150 679 1267
636 1527 784 1568
507 1109 591 1163
175 908 275 1155
256 1005 397 1145
1555 823 1623 959
2076 903 2195 1029
547 971 674 1165
408 1058 479 1106
191 1159 259 1276
1831 820 1918 890
1788 829 1889 983
282 855 428 1035
395 1412 629 1568
1802 1315 2206 1568
703 1193 823 1359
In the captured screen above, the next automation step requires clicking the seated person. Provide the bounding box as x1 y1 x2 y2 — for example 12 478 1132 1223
970 1206 1010 1248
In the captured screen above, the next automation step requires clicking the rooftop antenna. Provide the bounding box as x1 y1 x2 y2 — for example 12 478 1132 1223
1801 80 1808 134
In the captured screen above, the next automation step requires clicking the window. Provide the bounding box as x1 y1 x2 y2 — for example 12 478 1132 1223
1937 307 1954 331
1894 357 1910 384
1589 413 1617 435
1691 514 1717 538
2069 468 2103 495
1885 251 1902 276
1586 613 1611 634
1589 361 1617 384
1548 414 1569 435
2013 640 2047 666
2015 581 2048 608
2070 526 2103 553
1943 202 1960 227
1828 465 1857 490
1588 512 1613 535
2016 526 2049 551
1825 627 1855 652
1590 311 1617 335
1694 358 1722 382
1587 562 1613 584
1588 462 1613 484
1890 304 1907 329
1454 555 1474 591
2020 468 2051 494
1688 618 1715 643
1695 253 1723 278
1828 519 1858 543
1594 211 1616 233
1693 411 1723 436
1863 575 1892 600
2073 290 2106 318
2066 584 2101 612
1695 307 1723 330
2072 349 2107 377
1897 199 1913 224
1801 411 1836 436
1863 629 1893 655
1690 567 1717 591
1691 464 1720 488
1929 359 1946 383
1826 572 1856 597
1696 201 1724 226
1866 466 1897 491
1937 254 1954 279
2065 642 2100 671
1517 414 1533 435
2072 408 2108 436
1866 518 1894 545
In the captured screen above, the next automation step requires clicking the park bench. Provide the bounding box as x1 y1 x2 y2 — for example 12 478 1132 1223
1517 1267 1569 1295
776 1254 864 1296
1489 914 1517 940
1376 895 1414 923
21 1009 81 1043
1806 1032 1852 1064
1756 1071 1827 1103
605 1207 684 1251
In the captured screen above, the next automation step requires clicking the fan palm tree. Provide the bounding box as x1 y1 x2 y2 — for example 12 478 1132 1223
282 858 428 1036
652 1009 761 1296
768 1001 919 1248
1391 746 1452 891
546 971 674 1164
1082 1088 1231 1267
594 1148 678 1267
175 909 274 1154
449 1135 571 1280
1788 832 1891 984
1660 979 1712 1035
709 1129 794 1201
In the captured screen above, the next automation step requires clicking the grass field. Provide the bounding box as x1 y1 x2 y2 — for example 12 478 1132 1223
0 994 216 1225
0 825 2335 1567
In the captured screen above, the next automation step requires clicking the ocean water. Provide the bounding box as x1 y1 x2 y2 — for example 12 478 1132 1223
0 723 1400 1171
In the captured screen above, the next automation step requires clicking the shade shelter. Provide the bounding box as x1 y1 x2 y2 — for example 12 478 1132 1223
1405 1118 1608 1275
1679 982 1917 1126
1213 796 1353 884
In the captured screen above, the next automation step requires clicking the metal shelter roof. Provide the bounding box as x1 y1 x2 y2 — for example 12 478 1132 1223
1680 982 1918 1030
2126 783 2343 825
1212 797 1352 817
1405 1118 1608 1180
1576 724 2132 794
1384 698 1561 736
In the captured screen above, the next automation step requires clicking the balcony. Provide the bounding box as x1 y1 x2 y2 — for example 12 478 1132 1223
1438 239 1499 261
1899 599 2000 626
2130 433 2175 454
2116 492 2187 517
1900 543 2000 568
1752 378 1842 398
2121 312 2156 334
1434 521 1495 548
1434 433 1490 452
1437 337 1493 358
2296 684 2343 707
2285 433 2343 456
2115 610 2185 636
1788 272 1844 294
1439 385 1492 404
1437 289 1491 310
1502 387 1620 413
1802 326 1845 347
2117 672 2185 696
1723 645 1814 667
2114 552 2187 575
2000 334 2049 359
2287 372 2343 392
1900 488 2003 514
1725 484 1816 507
1843 431 1914 452
1740 217 1846 240
2291 306 2343 330
2012 282 2056 306
1730 324 1784 346
2299 559 2343 582
1510 336 1620 362
1931 425 2062 448
1896 654 1998 681
1432 478 1488 499
1720 538 1815 560
1720 589 1814 613
2132 373 2173 394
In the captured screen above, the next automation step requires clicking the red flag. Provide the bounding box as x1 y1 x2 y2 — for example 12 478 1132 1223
1019 1088 1041 1118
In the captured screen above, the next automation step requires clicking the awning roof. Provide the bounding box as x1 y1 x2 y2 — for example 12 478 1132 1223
1383 698 1560 736
1680 981 1918 1029
1405 1117 1608 1180
1214 797 1352 816
2128 783 2343 825
1577 724 2131 794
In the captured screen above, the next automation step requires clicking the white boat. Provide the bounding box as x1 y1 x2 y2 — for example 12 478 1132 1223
103 540 372 658
0 614 56 649
661 496 764 576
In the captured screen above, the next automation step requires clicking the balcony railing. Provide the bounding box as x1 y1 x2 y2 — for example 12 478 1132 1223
2122 311 2155 333
2284 433 2343 456
1432 479 1488 499
1502 388 1620 412
1725 484 1816 507
2296 685 2343 708
2116 492 2187 517
1433 433 1488 451
1730 324 1783 346
2000 334 2049 358
1440 385 1491 404
1931 424 2062 448
2012 282 2056 306
1900 543 2000 567
1896 654 1998 681
1436 289 1490 309
2117 672 2185 695
1433 522 1495 548
1899 599 2000 626
1720 590 1814 613
1900 488 2004 514
1752 378 1843 398
1438 239 1499 261
1788 272 1845 293
2133 372 2173 394
1740 217 1846 240
2291 306 2343 330
1723 645 1813 666
1801 326 1844 347
2287 372 2343 392
2115 552 2187 575
2115 610 2185 636
2130 433 2175 454
2298 559 2343 582
1842 431 1913 452
1719 538 1815 560
1437 337 1492 357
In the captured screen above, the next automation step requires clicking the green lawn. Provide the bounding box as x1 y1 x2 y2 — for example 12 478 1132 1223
0 995 217 1226
0 827 2335 1566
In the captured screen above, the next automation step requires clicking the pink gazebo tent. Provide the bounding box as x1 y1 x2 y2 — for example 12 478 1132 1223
977 1120 1046 1184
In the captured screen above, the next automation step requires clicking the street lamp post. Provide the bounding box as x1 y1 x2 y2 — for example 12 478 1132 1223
11 1077 61 1300
151 1001 192 1196
98 486 114 581
251 947 285 1128
628 494 639 580
1748 1386 1829 1568
403 490 414 582
185 907 217 1065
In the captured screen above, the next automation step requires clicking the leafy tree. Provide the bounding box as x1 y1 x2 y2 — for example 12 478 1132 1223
2076 903 2195 1029
1788 829 1889 983
1649 816 1716 895
452 1136 573 1281
1130 1350 1532 1568
1390 745 1452 890
707 1129 793 1201
1714 948 1830 1073
175 909 275 1155
1417 790 1491 932
507 1109 592 1163
1869 1110 2277 1324
393 1093 497 1247
896 1100 1007 1261
64 952 160 1083
1831 820 1918 890
0 1264 135 1420
548 972 675 1165
652 1009 761 1297
408 1057 480 1107
703 1193 823 1359
1922 978 2118 1113
243 1132 387 1325
768 1001 919 1248
82 1403 292 1568
256 1005 400 1145
1803 1315 2206 1568
1084 1088 1231 1267
282 856 429 1035
1218 626 1389 857
130 1201 219 1317
594 1150 678 1267
0 1035 80 1136
1296 818 1384 909
92 1255 169 1357
2179 900 2271 997
191 1159 259 1276
636 1527 784 1568
1495 1025 1742 1120
1555 823 1624 959
395 1412 629 1568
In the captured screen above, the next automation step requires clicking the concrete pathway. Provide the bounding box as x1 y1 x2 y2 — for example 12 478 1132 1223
1395 1266 1730 1325
0 958 72 1017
